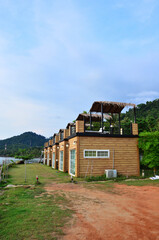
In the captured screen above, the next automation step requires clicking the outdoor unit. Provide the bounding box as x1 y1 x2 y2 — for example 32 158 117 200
105 169 117 178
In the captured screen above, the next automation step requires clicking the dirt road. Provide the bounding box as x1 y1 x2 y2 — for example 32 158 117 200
45 183 159 240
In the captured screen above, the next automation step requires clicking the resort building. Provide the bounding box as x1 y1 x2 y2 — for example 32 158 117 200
44 101 140 178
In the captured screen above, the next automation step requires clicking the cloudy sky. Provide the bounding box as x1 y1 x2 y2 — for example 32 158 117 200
0 0 159 139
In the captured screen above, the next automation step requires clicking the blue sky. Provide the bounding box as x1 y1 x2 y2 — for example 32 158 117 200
0 0 159 139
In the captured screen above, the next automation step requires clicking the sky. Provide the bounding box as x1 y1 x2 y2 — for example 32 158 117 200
0 0 159 139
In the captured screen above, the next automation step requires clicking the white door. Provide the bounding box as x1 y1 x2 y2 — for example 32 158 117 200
70 149 76 176
59 151 63 171
52 152 55 168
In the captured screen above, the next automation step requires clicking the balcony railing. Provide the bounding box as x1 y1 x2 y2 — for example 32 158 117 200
84 122 133 135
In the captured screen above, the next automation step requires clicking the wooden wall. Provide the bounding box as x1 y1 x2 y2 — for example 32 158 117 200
132 123 138 135
78 136 139 177
44 148 47 165
76 120 84 133
52 145 59 169
64 129 69 138
47 147 52 166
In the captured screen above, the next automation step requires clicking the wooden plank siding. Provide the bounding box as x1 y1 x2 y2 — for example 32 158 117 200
76 120 84 133
132 123 138 135
78 136 139 177
47 147 52 166
52 145 59 169
44 148 47 165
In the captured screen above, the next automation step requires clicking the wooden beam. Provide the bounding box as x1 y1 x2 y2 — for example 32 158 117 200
119 113 121 134
134 107 136 123
101 103 103 133
90 112 92 130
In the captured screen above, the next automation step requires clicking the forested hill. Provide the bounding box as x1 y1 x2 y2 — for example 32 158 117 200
121 98 159 132
0 132 47 157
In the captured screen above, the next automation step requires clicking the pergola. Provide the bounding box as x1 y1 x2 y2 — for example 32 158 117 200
89 101 136 133
76 113 102 122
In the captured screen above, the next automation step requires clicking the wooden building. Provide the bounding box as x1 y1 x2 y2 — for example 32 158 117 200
44 101 140 177
52 133 59 169
44 142 48 165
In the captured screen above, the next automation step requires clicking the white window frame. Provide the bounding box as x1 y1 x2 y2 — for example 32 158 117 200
84 149 110 158
59 151 64 171
69 149 76 176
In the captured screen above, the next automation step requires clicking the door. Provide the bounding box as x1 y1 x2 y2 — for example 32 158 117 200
59 151 64 171
52 152 55 168
70 149 76 176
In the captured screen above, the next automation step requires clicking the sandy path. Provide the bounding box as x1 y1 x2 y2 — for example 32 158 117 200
45 183 159 240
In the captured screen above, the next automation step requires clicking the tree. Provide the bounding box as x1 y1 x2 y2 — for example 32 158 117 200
139 131 159 170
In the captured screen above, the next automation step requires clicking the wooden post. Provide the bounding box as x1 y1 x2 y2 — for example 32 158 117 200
119 113 121 134
90 112 92 130
101 103 103 133
25 160 27 183
134 107 136 123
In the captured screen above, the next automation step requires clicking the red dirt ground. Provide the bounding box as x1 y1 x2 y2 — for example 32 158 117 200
45 183 159 240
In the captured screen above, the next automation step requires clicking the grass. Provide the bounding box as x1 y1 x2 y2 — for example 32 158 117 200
1 163 159 239
118 179 159 186
0 164 74 240
5 163 83 186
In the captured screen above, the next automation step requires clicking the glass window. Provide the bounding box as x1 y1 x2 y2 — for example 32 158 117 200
70 149 76 175
97 151 108 157
59 151 63 171
60 132 64 140
84 150 109 158
52 152 55 168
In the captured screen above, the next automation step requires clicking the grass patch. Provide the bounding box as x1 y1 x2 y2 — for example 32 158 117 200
6 164 83 185
0 164 75 240
118 179 159 186
0 186 73 240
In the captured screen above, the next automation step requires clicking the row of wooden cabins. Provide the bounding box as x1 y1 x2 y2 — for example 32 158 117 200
44 101 140 177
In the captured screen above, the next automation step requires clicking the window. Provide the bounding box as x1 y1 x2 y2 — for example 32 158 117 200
52 152 55 168
70 149 76 175
84 150 110 158
71 126 76 135
59 151 63 171
60 132 64 140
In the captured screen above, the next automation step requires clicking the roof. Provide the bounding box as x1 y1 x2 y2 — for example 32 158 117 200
59 129 64 133
53 133 58 137
76 113 111 122
76 113 101 122
90 101 136 114
76 113 112 122
66 122 75 129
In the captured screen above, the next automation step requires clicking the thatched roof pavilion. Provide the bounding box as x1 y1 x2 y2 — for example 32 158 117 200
90 101 136 113
76 113 111 122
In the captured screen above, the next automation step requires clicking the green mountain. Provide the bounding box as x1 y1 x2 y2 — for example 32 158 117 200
0 132 47 157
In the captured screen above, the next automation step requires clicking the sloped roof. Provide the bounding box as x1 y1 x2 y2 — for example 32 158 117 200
66 122 75 129
76 113 111 122
90 101 136 113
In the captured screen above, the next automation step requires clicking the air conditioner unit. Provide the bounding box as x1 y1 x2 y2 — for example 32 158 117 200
105 169 117 178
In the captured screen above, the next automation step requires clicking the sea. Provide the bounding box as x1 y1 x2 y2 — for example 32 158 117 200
0 157 42 165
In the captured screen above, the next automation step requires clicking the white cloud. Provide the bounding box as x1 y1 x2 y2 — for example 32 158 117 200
127 91 159 104
0 0 159 138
